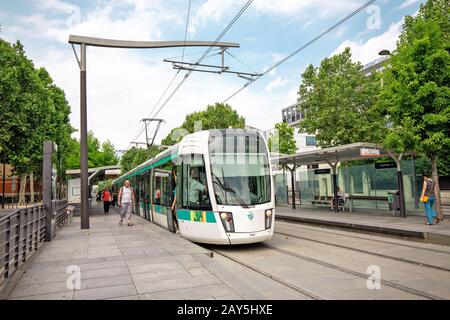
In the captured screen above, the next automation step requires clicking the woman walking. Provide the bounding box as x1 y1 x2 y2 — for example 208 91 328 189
420 172 439 225
102 189 111 214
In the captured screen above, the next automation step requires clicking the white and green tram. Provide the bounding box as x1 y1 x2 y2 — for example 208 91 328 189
112 129 275 245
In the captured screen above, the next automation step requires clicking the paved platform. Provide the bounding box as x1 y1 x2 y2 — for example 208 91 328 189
276 206 450 245
4 205 306 300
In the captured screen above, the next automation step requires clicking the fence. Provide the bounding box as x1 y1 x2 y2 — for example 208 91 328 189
0 205 46 288
0 200 69 289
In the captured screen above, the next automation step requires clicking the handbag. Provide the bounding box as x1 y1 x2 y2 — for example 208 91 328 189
422 196 429 202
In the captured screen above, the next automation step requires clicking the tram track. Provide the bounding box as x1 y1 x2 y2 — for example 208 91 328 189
207 247 324 300
276 220 450 255
206 238 448 300
274 230 450 273
261 243 445 300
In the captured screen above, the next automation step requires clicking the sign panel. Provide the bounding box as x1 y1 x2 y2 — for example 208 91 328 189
360 148 380 156
314 168 331 174
375 162 397 169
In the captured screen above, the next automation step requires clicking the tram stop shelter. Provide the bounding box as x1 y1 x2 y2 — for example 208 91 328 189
272 142 412 217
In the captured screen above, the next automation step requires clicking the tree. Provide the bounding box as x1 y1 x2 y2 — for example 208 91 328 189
65 131 119 170
298 47 386 147
268 122 297 155
119 146 160 174
376 0 450 217
0 39 73 203
161 102 245 146
97 178 113 193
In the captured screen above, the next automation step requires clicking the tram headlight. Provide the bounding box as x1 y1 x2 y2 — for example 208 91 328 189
219 212 235 233
265 209 273 229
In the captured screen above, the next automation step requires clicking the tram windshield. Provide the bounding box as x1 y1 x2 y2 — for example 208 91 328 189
209 131 271 207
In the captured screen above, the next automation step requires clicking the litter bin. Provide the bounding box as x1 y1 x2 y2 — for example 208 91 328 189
387 190 400 216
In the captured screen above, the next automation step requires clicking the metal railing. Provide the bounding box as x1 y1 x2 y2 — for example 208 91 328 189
54 200 70 228
0 205 46 287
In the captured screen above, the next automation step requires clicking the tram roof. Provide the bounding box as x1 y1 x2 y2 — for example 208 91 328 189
113 144 178 184
272 142 401 166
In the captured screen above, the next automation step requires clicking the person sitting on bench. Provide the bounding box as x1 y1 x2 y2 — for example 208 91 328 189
329 186 345 212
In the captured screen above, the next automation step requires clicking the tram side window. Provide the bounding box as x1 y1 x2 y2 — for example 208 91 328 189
179 154 211 210
154 175 161 205
153 171 171 207
139 175 146 203
160 174 171 207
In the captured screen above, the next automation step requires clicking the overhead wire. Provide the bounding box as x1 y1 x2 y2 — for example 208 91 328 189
150 0 254 119
125 0 193 150
222 0 377 103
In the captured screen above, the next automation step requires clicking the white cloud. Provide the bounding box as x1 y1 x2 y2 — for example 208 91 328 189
188 0 363 36
2 0 399 151
396 0 420 10
331 19 403 65
336 26 348 37
11 0 181 43
265 77 288 92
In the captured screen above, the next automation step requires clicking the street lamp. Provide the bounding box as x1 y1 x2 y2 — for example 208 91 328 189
378 49 391 56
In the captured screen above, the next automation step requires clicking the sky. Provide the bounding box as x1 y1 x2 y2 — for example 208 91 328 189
0 0 426 151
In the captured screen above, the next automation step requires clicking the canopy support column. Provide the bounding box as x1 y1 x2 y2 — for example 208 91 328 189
327 159 339 213
387 151 406 218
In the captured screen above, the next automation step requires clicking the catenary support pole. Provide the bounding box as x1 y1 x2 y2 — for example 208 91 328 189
80 43 90 229
42 141 53 241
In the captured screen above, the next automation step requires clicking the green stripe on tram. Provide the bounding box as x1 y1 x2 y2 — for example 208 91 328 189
153 205 167 216
177 209 216 223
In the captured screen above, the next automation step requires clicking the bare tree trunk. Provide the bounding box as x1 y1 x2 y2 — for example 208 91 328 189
18 173 27 205
431 155 443 218
30 172 34 203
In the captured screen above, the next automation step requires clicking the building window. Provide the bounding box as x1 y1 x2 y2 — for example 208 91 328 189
305 136 316 146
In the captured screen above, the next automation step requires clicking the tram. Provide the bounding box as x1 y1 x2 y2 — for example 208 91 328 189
112 129 275 244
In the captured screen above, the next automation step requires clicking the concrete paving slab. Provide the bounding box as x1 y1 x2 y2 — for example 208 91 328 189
74 284 137 300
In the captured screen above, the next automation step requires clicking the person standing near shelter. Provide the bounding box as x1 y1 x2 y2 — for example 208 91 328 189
420 172 440 225
102 189 111 214
118 180 135 226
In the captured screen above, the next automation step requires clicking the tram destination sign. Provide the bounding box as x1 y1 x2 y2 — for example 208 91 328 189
314 168 331 174
375 162 397 169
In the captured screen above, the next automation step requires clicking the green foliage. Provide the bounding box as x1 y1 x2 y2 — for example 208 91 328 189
298 47 386 147
376 0 450 160
268 122 297 155
0 39 73 180
161 103 245 146
120 146 160 174
65 131 119 169
97 178 113 193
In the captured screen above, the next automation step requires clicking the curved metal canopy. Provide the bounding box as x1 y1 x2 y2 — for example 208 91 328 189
68 35 240 49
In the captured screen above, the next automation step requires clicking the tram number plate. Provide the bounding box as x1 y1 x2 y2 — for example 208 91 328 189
250 233 255 237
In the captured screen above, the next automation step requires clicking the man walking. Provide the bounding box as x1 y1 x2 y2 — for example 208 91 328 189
118 180 135 226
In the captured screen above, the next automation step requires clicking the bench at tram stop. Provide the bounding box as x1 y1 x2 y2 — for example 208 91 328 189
311 194 349 212
347 195 388 213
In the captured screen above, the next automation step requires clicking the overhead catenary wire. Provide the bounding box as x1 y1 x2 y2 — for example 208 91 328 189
181 0 192 63
225 50 258 74
150 0 254 119
222 0 377 103
125 0 193 151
